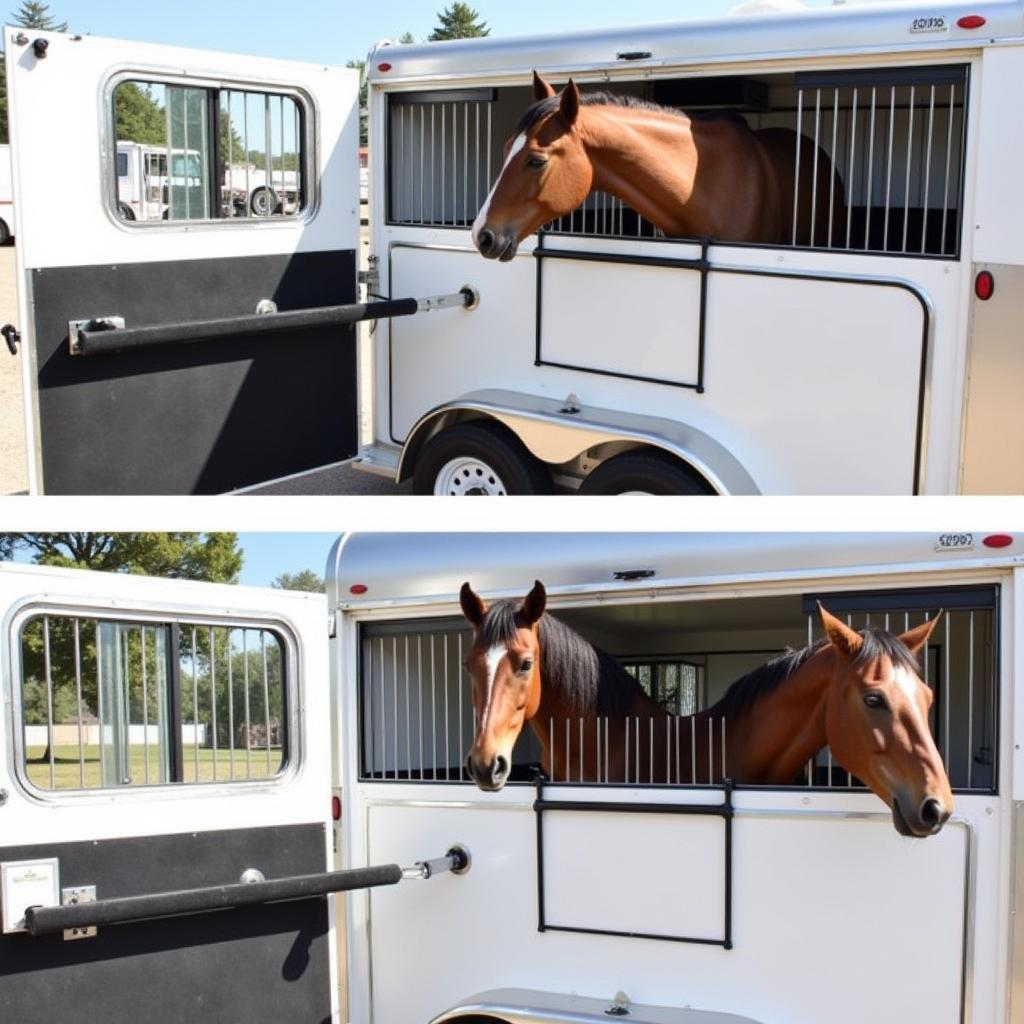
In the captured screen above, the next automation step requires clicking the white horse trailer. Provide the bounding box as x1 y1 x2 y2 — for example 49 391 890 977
4 1 1024 495
4 533 1019 1023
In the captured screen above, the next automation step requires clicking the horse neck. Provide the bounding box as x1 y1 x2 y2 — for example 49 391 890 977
715 645 836 785
577 105 706 238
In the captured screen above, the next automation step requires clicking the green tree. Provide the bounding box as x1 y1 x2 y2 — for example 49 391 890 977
347 59 367 146
113 83 166 145
429 3 489 41
399 31 416 44
272 569 324 592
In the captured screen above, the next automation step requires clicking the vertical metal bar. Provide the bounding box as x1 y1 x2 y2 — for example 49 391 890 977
595 717 601 782
707 717 713 784
828 87 839 248
604 716 609 784
827 747 833 787
845 87 858 249
431 104 437 225
440 103 446 225
140 625 151 785
863 87 877 250
209 628 217 781
261 631 272 774
549 716 555 779
666 717 671 785
921 85 936 253
264 94 273 220
691 716 696 784
42 616 55 788
240 630 251 778
407 636 414 779
378 637 386 778
123 630 132 783
634 717 639 784
791 89 803 245
579 718 584 783
191 627 200 781
883 86 896 251
392 636 399 780
944 612 951 767
625 717 630 784
475 103 481 213
419 105 425 224
397 104 405 221
242 95 252 220
721 718 726 780
417 635 424 780
967 610 975 789
809 89 821 245
443 634 450 781
902 86 916 252
280 95 287 216
227 628 235 780
565 719 570 782
74 619 85 787
675 716 680 786
463 102 469 225
430 635 437 779
649 718 654 784
940 84 955 257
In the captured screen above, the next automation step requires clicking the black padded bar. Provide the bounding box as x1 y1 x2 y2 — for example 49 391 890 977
24 863 403 935
73 298 424 357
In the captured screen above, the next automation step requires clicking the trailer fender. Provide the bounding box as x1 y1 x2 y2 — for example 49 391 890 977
397 388 761 496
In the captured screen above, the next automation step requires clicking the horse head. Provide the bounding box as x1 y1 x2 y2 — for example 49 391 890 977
472 72 592 260
818 604 953 837
460 580 546 790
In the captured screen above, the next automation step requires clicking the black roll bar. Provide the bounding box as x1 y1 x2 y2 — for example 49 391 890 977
23 846 469 937
67 287 478 358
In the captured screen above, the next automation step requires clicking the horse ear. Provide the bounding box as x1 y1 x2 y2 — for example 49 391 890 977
521 579 547 625
898 611 943 654
460 582 486 627
818 602 862 659
559 78 581 127
533 70 555 101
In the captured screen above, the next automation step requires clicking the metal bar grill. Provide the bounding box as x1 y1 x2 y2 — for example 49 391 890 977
18 614 287 791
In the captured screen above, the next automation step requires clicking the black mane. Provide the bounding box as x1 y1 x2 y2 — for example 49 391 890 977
476 600 637 716
710 627 922 720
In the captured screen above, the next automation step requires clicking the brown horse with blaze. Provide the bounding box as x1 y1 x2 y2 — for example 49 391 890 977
473 71 843 260
460 581 952 839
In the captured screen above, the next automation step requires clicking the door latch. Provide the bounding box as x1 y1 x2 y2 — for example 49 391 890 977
61 886 97 941
2 324 20 355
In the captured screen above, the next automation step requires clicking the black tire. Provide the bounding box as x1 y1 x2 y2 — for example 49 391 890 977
413 420 553 496
249 186 281 216
115 202 135 222
0 219 10 245
578 450 714 496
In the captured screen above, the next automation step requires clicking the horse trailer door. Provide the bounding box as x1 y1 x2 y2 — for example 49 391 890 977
0 564 336 1023
5 28 360 494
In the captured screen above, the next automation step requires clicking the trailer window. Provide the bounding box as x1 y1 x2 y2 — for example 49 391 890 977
16 613 289 792
358 584 996 793
111 79 308 224
387 65 968 258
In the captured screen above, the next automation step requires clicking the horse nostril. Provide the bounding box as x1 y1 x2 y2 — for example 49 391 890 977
491 754 509 783
477 227 496 254
920 798 947 829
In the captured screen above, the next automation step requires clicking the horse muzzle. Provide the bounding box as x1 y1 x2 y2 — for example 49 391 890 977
892 794 952 837
465 752 511 791
474 227 519 262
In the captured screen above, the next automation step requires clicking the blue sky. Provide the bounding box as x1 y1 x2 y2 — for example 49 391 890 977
59 1 832 66
236 532 336 588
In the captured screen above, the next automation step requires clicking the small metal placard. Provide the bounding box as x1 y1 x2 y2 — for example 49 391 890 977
910 15 948 33
1 858 59 934
935 533 975 552
61 885 97 941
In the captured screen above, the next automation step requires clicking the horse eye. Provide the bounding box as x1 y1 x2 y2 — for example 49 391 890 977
518 658 534 675
526 155 548 169
863 691 889 711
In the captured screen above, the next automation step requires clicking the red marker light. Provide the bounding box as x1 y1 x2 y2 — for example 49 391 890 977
983 534 1013 549
377 62 392 73
349 583 368 595
975 270 995 300
331 795 342 821
957 14 986 28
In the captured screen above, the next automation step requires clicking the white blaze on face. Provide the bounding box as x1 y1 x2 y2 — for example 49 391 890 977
892 665 927 727
472 133 527 247
481 643 508 728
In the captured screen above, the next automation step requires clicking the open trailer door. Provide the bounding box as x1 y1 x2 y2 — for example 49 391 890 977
4 28 361 493
0 564 337 1022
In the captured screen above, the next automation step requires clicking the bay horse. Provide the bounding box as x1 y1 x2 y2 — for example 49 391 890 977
459 580 953 838
472 71 844 260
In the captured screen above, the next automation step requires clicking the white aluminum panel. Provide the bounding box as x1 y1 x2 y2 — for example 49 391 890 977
972 45 1024 266
539 259 701 386
364 796 969 1024
0 563 331 846
4 28 359 271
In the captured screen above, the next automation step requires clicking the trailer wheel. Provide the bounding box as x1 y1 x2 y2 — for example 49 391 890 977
413 421 553 496
249 186 281 216
579 450 714 495
0 219 10 245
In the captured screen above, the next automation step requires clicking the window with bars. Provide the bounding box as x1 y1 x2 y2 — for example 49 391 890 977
386 65 968 258
111 79 308 224
359 584 997 792
17 613 288 792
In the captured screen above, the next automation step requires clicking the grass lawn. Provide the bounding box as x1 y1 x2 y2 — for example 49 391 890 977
25 744 279 789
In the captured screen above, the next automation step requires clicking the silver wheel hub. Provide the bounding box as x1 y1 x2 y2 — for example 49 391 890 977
435 457 507 496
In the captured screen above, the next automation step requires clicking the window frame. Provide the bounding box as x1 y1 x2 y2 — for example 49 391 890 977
101 69 319 233
7 599 302 803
